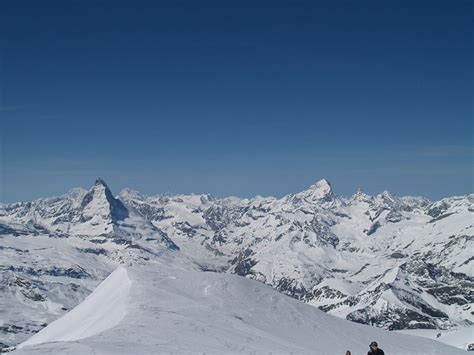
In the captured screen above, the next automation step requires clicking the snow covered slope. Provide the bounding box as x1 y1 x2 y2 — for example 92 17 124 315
15 259 466 354
398 327 474 351
18 267 131 348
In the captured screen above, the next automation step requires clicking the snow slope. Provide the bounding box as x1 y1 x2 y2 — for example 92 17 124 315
398 327 474 351
14 259 465 354
18 267 131 348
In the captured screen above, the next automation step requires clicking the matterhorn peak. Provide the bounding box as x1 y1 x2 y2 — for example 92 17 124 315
94 177 109 188
80 178 129 224
87 177 115 201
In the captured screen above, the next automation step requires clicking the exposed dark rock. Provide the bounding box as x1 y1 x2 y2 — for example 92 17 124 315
347 307 437 330
275 277 307 300
127 202 171 221
389 252 406 259
426 202 449 218
172 221 197 238
230 249 257 276
76 247 107 255
386 210 403 223
366 221 381 236
307 285 347 302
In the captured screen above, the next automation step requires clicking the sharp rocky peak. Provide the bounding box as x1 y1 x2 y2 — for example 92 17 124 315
375 190 400 206
94 177 110 188
309 178 332 191
291 178 339 205
305 179 335 199
81 178 129 221
86 178 114 201
350 189 373 203
379 190 395 199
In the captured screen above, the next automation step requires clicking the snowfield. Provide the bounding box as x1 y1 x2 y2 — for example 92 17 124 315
14 257 466 355
18 267 132 348
398 327 474 352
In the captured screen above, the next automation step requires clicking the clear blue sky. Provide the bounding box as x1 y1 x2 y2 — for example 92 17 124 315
1 0 472 202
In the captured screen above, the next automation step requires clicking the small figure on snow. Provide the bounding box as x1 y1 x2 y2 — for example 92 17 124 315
368 341 385 355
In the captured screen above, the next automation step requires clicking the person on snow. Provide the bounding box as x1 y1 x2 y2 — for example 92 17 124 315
368 341 385 355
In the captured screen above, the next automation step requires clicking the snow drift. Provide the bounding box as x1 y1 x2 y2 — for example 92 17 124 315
17 267 131 349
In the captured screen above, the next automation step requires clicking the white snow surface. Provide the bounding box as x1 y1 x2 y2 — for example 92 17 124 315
15 258 465 355
398 327 474 351
18 267 131 349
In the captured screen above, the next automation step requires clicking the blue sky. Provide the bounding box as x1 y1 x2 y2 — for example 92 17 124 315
1 0 472 202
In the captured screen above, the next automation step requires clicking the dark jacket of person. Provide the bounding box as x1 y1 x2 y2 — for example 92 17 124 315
368 349 385 355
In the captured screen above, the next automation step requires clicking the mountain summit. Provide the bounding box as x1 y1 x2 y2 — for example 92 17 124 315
307 178 333 199
94 177 109 188
80 178 128 224
292 178 339 206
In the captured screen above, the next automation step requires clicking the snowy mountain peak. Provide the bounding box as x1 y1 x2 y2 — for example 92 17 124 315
80 179 128 225
94 177 109 188
380 190 395 199
350 188 373 203
296 178 338 203
308 178 333 196
371 190 400 209
287 178 342 208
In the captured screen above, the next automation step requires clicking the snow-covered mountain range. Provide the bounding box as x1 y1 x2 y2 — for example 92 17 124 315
0 178 472 350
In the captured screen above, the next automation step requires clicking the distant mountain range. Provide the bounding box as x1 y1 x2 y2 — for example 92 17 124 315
1 178 472 348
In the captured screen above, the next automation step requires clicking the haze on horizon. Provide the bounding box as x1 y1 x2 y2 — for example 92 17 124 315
0 0 472 203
